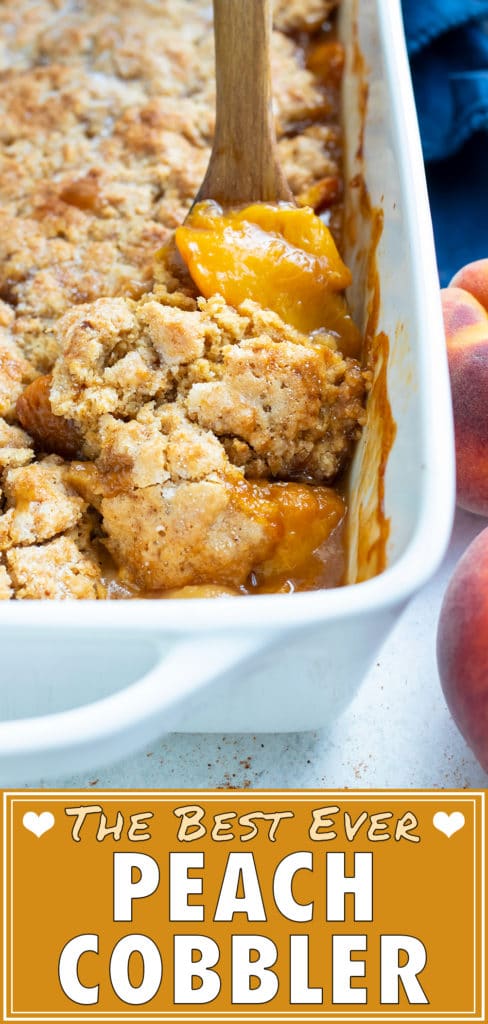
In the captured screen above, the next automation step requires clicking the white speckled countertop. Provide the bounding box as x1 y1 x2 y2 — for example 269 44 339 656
31 509 488 791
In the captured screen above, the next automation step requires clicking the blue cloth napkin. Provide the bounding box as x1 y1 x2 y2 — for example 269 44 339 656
402 0 488 284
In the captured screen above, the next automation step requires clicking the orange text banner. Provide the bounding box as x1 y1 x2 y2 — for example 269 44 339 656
0 790 485 1022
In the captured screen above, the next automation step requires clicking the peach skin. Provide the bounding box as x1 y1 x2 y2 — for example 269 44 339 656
437 527 488 773
450 258 488 313
441 286 487 337
442 287 488 515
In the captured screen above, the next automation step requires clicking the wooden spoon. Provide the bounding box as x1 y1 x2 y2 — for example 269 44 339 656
193 0 294 208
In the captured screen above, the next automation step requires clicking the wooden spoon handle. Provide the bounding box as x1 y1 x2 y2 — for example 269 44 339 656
194 0 293 207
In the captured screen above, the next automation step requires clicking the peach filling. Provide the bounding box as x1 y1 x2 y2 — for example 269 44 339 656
175 202 361 355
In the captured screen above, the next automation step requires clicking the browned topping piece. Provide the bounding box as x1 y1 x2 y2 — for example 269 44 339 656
100 479 280 591
49 291 366 481
0 346 36 420
6 536 104 600
0 418 34 469
0 564 13 600
0 299 36 419
273 0 339 33
0 458 86 551
0 0 346 376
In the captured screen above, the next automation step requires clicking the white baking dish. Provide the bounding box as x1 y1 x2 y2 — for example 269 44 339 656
0 0 455 784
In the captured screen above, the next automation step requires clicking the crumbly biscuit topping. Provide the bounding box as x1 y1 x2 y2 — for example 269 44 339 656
0 0 365 600
0 0 342 373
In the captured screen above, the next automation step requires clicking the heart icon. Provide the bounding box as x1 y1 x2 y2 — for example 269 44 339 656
433 811 465 838
22 811 55 838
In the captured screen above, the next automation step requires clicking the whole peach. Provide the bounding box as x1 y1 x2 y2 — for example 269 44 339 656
450 258 488 313
437 528 488 773
442 287 488 515
441 286 487 337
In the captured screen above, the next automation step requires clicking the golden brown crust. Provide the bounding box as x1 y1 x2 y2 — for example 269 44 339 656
273 0 339 33
100 479 279 591
0 564 13 600
6 536 103 599
0 418 34 470
0 0 360 599
50 291 365 482
0 317 37 420
0 457 86 551
0 0 343 373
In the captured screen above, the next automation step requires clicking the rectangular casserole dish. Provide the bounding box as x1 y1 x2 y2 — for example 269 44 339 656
0 0 455 784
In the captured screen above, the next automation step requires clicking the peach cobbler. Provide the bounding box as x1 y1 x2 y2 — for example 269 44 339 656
0 0 368 599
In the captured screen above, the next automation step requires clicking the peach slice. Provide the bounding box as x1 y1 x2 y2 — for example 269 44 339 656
16 375 81 459
175 202 361 351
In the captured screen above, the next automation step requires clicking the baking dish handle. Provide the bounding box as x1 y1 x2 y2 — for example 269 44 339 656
0 632 274 783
